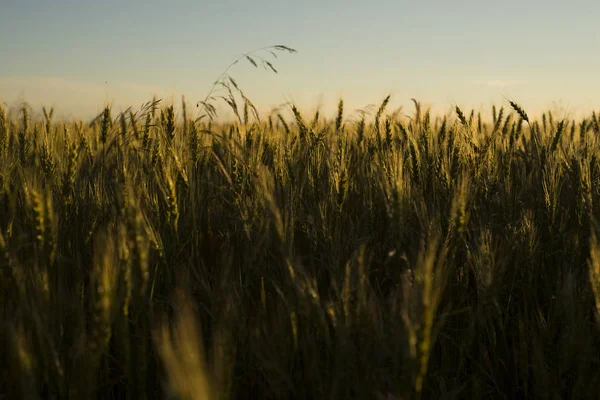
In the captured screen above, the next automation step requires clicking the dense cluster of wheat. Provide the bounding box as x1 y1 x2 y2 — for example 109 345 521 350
1 94 600 399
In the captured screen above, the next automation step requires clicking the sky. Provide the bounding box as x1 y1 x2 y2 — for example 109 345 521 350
1 0 599 120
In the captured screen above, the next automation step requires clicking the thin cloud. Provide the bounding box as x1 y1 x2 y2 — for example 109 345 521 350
0 76 160 94
472 79 528 88
0 76 170 118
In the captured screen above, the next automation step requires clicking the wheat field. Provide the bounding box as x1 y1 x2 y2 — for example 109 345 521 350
2 54 600 398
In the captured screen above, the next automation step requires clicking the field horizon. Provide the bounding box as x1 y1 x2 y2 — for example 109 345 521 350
0 94 592 127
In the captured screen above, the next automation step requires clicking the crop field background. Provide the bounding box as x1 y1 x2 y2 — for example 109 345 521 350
2 58 600 399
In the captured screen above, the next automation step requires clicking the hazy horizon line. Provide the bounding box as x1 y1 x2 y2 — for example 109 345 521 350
0 75 596 122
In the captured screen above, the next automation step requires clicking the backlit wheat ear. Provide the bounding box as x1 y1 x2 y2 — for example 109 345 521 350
375 95 391 134
157 299 212 400
182 95 189 137
19 103 29 165
9 326 39 398
592 111 600 135
589 232 600 320
356 115 366 144
455 106 468 128
509 101 529 124
161 105 176 144
335 99 344 133
100 106 112 145
411 98 422 126
189 120 199 162
278 113 290 135
43 106 54 135
551 120 565 152
129 109 140 140
0 103 8 152
88 230 117 361
62 132 78 204
166 175 179 231
492 107 504 134
292 105 308 140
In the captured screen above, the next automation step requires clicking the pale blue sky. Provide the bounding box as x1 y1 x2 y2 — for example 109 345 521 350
1 0 599 119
